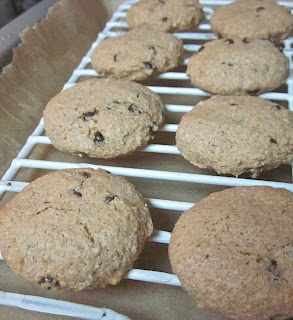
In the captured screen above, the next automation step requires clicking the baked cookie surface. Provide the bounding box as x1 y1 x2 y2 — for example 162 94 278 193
126 0 203 32
91 28 183 81
43 78 165 158
169 186 293 320
187 38 289 95
0 168 153 290
211 0 293 42
176 95 293 177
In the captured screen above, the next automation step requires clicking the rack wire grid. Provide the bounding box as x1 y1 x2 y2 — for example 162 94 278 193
0 0 293 319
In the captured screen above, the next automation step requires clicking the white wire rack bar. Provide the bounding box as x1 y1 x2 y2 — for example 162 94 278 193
1 0 293 319
2 159 293 193
0 291 132 320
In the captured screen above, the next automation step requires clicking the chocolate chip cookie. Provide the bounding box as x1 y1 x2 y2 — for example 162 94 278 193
126 0 204 32
169 186 293 320
43 78 165 158
0 168 153 290
211 0 293 42
176 95 293 177
91 28 183 81
187 38 289 95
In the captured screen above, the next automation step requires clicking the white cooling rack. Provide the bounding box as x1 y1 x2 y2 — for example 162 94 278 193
1 0 293 319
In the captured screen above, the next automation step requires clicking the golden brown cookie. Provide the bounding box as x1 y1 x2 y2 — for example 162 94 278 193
211 0 293 42
43 78 165 158
187 38 289 95
0 169 153 290
91 28 183 81
176 95 293 177
126 0 203 32
169 186 293 320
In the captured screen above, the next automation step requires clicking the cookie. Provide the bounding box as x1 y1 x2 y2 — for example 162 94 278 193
126 0 204 32
211 0 293 42
187 38 289 95
43 78 165 158
91 28 183 81
0 168 153 290
176 95 293 177
169 186 293 320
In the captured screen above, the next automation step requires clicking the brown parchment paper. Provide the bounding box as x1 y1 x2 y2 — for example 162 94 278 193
0 1 292 320
0 0 109 178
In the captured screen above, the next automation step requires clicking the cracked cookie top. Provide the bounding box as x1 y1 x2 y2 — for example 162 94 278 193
169 186 293 320
43 78 165 158
91 28 183 81
0 168 153 290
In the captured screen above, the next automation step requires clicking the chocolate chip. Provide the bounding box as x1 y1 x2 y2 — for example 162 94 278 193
161 17 168 22
274 104 282 110
243 38 250 44
128 104 142 114
143 62 153 69
73 189 82 197
228 63 233 67
82 172 91 178
270 138 277 144
128 104 135 112
247 89 259 95
93 131 104 143
6 182 11 186
274 42 285 52
39 276 59 286
104 194 117 204
113 54 118 62
231 103 238 106
267 258 280 280
198 46 205 53
148 124 154 134
256 6 265 11
137 93 140 98
82 109 97 121
225 39 234 45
